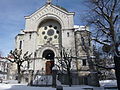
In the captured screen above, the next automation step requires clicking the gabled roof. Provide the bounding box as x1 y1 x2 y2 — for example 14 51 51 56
25 3 75 19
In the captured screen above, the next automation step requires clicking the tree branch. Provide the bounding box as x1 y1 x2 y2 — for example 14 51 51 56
94 63 114 70
92 38 109 45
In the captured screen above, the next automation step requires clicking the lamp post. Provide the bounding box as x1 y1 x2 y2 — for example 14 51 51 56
52 65 58 88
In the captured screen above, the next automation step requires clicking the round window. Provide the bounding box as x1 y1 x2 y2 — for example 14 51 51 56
54 26 57 29
44 27 47 30
54 35 57 39
44 36 47 39
49 25 52 28
42 31 45 35
49 38 52 41
56 30 59 34
47 29 54 36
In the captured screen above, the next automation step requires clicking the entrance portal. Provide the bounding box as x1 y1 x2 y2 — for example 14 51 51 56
42 50 55 74
46 61 54 75
42 50 55 60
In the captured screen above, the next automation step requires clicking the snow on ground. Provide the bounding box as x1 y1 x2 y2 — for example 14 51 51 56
33 75 61 86
0 84 55 90
99 80 117 87
0 84 105 90
0 80 117 90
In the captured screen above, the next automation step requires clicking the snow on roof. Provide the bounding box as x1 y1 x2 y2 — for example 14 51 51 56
20 30 25 34
74 25 89 31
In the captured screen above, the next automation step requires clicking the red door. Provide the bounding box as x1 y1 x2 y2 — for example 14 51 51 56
46 61 54 75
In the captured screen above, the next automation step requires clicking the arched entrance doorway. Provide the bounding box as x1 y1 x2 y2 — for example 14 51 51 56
42 49 55 75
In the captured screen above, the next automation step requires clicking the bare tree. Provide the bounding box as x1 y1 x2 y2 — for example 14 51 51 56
93 46 116 80
57 48 73 87
84 0 120 88
6 49 32 83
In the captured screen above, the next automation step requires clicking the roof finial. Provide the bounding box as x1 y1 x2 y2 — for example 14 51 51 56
46 0 52 4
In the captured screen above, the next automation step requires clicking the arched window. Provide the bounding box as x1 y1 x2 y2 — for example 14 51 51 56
42 49 55 60
82 59 86 66
19 41 22 49
67 32 69 37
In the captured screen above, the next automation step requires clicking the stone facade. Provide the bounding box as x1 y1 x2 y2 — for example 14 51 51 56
15 2 94 85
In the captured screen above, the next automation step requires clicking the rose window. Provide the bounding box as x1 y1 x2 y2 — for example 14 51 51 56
47 29 54 36
42 25 59 41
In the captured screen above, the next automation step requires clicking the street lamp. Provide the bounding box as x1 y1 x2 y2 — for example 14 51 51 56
52 65 58 88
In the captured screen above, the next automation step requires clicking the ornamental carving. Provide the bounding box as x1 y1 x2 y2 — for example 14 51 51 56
31 5 68 21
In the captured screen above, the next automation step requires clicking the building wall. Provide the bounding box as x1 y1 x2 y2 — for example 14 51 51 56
0 59 14 80
15 3 93 77
15 3 76 72
74 26 92 72
24 4 74 31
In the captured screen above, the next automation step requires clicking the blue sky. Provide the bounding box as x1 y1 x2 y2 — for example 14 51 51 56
0 0 87 56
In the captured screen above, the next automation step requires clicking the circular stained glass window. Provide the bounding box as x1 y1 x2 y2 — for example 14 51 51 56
44 27 47 30
54 26 57 29
54 35 57 39
44 36 47 39
47 29 54 36
42 31 45 35
49 38 52 41
49 25 52 28
56 30 59 34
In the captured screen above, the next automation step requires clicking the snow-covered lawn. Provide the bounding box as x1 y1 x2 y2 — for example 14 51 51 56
0 84 55 90
99 80 117 87
0 84 105 90
0 80 117 90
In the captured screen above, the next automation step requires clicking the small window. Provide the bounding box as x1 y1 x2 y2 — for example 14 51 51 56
89 40 91 46
67 32 69 37
44 27 47 30
82 59 86 66
19 41 22 49
44 36 47 39
49 25 52 28
29 34 32 39
54 35 57 39
56 30 59 34
49 38 52 41
54 26 57 29
42 31 45 35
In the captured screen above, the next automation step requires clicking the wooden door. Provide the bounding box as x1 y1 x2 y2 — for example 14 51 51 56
46 61 54 75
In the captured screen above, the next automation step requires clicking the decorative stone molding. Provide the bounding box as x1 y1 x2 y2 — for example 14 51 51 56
31 7 67 22
36 44 59 58
24 4 74 31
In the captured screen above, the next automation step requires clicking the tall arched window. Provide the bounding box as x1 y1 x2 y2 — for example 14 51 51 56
19 41 22 49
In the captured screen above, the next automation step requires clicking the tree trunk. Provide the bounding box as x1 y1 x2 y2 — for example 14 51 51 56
113 43 120 89
87 56 100 86
67 68 72 87
17 64 21 83
114 55 120 89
